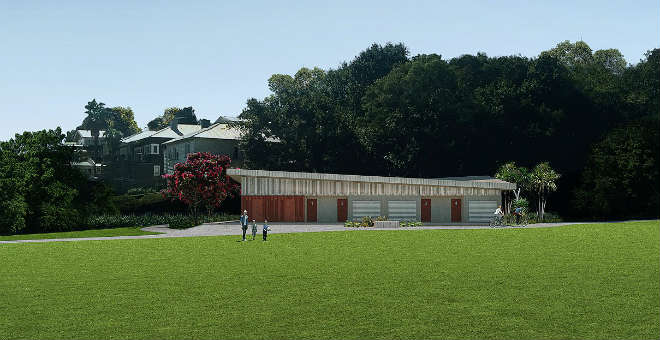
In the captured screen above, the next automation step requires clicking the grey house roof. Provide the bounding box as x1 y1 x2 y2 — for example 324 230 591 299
227 169 516 191
121 130 158 143
121 124 202 143
162 123 241 145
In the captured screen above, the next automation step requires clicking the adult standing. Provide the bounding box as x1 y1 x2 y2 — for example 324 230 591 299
240 210 248 241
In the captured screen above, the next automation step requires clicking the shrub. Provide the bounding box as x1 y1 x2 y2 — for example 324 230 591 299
360 216 374 227
344 221 360 228
83 213 238 230
167 215 200 229
113 192 188 215
400 220 422 227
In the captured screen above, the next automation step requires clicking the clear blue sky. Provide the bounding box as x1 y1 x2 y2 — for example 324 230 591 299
1 0 658 141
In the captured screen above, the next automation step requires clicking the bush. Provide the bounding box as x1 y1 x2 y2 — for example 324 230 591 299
360 216 374 227
113 193 188 215
400 220 422 227
167 215 200 229
344 221 359 228
84 213 239 230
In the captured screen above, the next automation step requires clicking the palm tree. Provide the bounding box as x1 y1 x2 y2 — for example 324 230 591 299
530 162 560 221
495 162 530 214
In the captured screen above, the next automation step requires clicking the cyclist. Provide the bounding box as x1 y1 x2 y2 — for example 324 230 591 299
492 205 504 226
513 206 523 225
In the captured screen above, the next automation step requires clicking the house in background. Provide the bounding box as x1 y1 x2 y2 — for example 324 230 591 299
107 119 209 191
65 129 108 160
163 122 243 174
66 129 108 178
71 158 104 179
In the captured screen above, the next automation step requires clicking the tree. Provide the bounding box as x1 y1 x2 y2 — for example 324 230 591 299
540 40 594 68
359 54 463 176
573 117 659 220
495 162 530 213
108 106 141 136
237 43 409 175
529 162 560 220
65 130 82 142
162 152 239 216
593 49 627 75
148 107 199 130
0 128 87 233
78 100 141 160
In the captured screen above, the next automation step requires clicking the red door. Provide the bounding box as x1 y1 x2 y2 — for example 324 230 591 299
247 196 265 222
421 199 431 222
451 199 462 222
283 197 295 222
337 198 348 222
307 199 317 222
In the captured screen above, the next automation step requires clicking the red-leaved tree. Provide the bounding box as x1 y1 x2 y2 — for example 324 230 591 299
162 152 239 216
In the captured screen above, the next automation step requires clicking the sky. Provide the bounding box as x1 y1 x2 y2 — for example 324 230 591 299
1 0 658 141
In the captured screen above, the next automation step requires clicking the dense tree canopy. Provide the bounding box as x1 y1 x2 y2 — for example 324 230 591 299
0 128 116 234
77 99 141 136
148 107 199 130
573 116 659 220
237 41 659 220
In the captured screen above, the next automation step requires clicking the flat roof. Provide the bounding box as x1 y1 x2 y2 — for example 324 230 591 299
227 169 516 190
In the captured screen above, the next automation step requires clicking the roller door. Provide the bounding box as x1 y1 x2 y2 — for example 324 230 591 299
387 201 417 221
352 201 381 219
468 200 497 222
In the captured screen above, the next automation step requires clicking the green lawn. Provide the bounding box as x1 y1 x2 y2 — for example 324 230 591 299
0 227 161 241
1 221 658 340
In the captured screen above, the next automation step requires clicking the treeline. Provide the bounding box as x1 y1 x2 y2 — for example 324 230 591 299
237 41 659 220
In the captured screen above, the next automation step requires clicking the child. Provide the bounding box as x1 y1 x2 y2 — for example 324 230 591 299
251 219 257 240
262 219 270 241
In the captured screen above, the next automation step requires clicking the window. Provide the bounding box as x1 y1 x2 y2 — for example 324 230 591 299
150 144 160 155
153 165 160 176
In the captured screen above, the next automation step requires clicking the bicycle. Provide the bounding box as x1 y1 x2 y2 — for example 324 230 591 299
511 211 528 227
489 215 505 228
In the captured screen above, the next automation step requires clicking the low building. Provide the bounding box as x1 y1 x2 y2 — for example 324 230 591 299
163 122 243 174
227 169 515 224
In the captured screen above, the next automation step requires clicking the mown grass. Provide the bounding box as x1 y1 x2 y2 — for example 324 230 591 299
1 221 658 339
0 227 161 241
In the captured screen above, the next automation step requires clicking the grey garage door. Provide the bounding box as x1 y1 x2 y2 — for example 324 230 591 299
387 200 417 221
468 200 497 222
352 200 381 219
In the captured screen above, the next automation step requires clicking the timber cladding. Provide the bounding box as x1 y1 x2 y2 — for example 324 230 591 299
237 176 503 197
241 196 304 222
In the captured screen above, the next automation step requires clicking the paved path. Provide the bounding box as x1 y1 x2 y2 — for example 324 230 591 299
0 221 588 244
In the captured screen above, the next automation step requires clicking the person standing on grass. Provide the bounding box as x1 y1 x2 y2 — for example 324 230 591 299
262 219 270 241
251 219 257 241
240 210 248 241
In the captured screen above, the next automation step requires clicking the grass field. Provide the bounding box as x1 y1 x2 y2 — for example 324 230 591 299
1 221 658 339
0 227 161 241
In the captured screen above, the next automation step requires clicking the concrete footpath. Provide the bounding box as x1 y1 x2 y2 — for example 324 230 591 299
0 221 587 244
